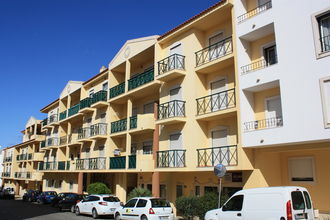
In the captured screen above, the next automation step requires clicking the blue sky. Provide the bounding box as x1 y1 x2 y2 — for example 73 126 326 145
0 0 220 148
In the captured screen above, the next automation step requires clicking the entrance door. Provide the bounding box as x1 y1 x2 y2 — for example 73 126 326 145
169 87 183 117
209 32 224 61
170 132 183 167
212 129 229 166
211 79 227 112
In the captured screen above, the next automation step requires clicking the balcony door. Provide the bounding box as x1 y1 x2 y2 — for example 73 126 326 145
265 96 283 127
169 43 182 70
170 132 184 167
209 32 224 61
169 87 183 117
263 44 277 66
210 78 227 111
211 128 229 166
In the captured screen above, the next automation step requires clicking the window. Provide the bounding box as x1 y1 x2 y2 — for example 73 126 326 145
143 141 153 155
136 199 148 208
160 185 166 198
150 199 171 208
288 157 315 182
103 196 120 202
131 143 137 155
143 102 154 114
102 82 108 91
124 199 138 208
176 185 183 198
320 77 330 128
312 8 330 58
222 195 244 211
147 184 152 192
195 186 201 197
263 44 277 65
291 191 305 210
303 191 312 209
89 89 94 98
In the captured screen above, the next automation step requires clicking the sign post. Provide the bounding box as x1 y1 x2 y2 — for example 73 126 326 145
214 164 227 208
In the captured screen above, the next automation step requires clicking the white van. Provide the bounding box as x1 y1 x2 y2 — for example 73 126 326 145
205 186 314 220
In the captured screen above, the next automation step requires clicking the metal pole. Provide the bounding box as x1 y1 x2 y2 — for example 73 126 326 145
218 177 222 208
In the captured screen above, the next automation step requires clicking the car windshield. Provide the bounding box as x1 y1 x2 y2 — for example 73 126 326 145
103 196 120 202
150 199 171 208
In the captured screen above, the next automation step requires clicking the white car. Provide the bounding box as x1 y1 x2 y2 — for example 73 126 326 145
75 194 122 219
205 186 314 220
115 197 174 220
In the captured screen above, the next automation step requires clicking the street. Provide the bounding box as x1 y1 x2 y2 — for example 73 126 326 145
0 199 111 220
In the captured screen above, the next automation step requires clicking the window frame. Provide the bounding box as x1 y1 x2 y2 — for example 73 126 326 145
319 76 330 128
311 7 330 59
288 157 316 184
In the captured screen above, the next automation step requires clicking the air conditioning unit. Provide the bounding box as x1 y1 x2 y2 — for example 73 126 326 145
113 149 121 156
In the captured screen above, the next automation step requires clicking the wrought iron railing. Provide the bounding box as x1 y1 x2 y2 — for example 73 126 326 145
80 97 91 110
17 153 33 161
90 90 107 105
91 123 107 136
48 114 58 124
128 155 136 169
43 161 57 170
66 161 70 170
46 137 59 147
196 88 236 115
244 116 283 131
237 1 272 23
129 116 137 129
38 162 44 170
241 57 277 74
78 127 91 139
75 157 106 170
14 172 31 179
111 118 127 133
57 161 66 170
68 103 80 117
158 100 185 120
128 68 154 91
2 172 11 177
321 35 330 52
109 82 125 99
195 37 233 67
59 110 67 121
158 54 185 75
4 156 12 162
157 150 186 168
110 156 126 169
197 145 238 167
60 136 68 145
40 141 46 148
42 118 48 126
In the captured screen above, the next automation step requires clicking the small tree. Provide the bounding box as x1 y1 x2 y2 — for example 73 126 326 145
176 196 201 219
128 187 152 200
87 182 111 195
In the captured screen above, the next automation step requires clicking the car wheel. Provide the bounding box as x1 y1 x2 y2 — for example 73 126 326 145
71 205 75 213
115 213 121 220
92 208 99 219
75 206 80 216
141 215 148 220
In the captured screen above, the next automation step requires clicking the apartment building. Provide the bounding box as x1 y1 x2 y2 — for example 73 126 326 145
1 0 330 217
0 149 3 187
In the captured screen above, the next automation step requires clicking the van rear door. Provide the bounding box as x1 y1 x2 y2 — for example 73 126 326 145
291 190 314 220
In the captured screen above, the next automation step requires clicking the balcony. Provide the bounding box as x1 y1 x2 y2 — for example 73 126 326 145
237 1 272 23
157 54 185 82
157 150 186 168
128 68 154 91
16 153 32 161
59 135 68 146
109 156 126 169
2 172 11 178
241 58 278 75
90 123 108 140
243 116 283 132
129 114 155 134
110 118 127 135
90 90 108 108
4 156 12 162
196 89 236 120
77 128 92 142
79 97 94 114
197 145 238 167
128 155 136 169
45 137 59 148
48 114 58 125
59 110 67 121
157 100 186 125
38 161 70 171
68 104 80 117
40 141 46 148
109 82 125 99
14 172 31 179
76 157 106 170
67 133 80 146
195 37 233 73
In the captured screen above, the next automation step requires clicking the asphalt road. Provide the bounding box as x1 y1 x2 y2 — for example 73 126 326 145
0 199 112 220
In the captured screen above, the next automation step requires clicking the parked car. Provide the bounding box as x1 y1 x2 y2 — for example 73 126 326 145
0 187 15 200
75 194 121 219
37 191 57 204
23 189 41 202
114 197 174 220
205 186 314 220
52 192 84 212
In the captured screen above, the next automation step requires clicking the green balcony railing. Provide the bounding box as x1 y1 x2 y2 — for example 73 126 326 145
68 103 80 117
128 155 136 169
109 82 125 99
59 110 67 121
38 162 44 170
66 161 70 170
111 118 127 133
129 116 137 129
80 97 91 110
58 161 66 170
42 118 48 126
90 90 107 105
110 156 126 169
40 141 46 148
17 153 33 161
128 68 154 91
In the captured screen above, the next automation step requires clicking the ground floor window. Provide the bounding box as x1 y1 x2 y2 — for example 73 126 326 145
160 184 166 199
288 157 315 182
176 185 183 198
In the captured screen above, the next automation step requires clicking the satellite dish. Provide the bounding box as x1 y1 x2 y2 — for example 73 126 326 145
214 164 226 178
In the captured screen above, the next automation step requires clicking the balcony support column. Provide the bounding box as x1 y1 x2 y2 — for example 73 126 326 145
77 172 83 194
152 101 160 197
125 60 131 92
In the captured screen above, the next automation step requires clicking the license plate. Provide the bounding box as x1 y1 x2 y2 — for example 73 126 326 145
295 213 308 219
159 216 169 220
